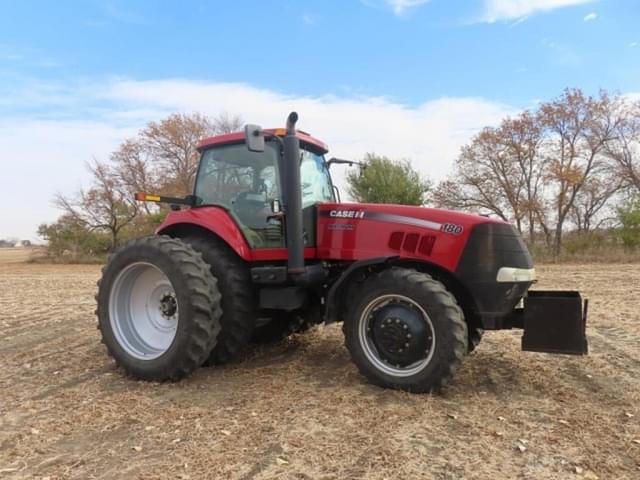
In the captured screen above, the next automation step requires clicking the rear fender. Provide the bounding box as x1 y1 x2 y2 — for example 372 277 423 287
157 207 252 261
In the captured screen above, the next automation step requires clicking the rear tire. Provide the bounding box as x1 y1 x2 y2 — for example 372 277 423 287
343 267 468 393
183 236 257 365
96 236 221 381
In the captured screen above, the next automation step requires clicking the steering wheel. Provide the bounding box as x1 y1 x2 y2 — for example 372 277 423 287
232 191 268 227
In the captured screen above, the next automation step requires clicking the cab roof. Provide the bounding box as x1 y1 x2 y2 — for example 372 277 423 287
197 128 329 154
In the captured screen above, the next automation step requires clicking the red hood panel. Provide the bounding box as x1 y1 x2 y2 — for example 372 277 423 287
316 203 508 271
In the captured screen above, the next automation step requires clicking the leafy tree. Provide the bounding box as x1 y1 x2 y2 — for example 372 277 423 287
38 215 111 258
346 154 430 205
618 201 640 249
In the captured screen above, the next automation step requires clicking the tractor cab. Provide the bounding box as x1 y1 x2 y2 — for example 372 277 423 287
193 131 334 248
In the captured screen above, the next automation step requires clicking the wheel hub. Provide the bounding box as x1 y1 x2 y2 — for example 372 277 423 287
159 293 177 318
370 303 433 367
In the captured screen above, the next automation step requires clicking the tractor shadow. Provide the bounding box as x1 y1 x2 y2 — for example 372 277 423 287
223 327 535 399
225 326 553 397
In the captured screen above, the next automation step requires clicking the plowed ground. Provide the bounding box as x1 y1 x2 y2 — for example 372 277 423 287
1 249 639 479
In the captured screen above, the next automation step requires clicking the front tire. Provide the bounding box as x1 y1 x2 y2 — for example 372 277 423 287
96 236 222 381
343 267 468 393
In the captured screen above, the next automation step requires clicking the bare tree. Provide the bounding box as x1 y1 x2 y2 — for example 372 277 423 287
605 101 640 193
141 113 216 196
500 112 545 241
55 161 138 251
212 111 243 134
111 139 159 215
539 89 620 254
137 112 244 197
433 114 542 235
433 89 638 254
569 171 624 232
50 111 244 255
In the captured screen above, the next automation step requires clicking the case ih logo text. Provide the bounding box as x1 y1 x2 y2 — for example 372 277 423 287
329 210 365 219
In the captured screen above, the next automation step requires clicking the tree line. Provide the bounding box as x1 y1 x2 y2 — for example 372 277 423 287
40 88 640 259
432 89 640 254
41 113 242 257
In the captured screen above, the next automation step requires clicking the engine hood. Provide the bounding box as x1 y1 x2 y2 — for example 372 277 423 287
321 202 507 232
316 202 517 270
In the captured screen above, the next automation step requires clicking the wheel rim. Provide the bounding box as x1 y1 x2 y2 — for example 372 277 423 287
109 262 179 360
358 294 436 377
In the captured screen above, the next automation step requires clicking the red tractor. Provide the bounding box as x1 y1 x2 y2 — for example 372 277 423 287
96 112 588 393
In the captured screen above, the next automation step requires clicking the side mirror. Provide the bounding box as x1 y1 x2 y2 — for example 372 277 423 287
245 124 265 152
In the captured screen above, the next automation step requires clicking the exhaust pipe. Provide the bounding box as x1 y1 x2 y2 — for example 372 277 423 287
282 112 327 286
283 112 305 275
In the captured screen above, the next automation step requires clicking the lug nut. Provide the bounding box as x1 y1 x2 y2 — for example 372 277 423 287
407 333 412 339
404 342 409 348
395 319 400 324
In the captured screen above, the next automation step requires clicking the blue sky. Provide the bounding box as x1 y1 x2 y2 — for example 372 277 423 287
1 0 639 239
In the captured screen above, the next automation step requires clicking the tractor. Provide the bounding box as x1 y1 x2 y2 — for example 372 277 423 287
96 112 588 393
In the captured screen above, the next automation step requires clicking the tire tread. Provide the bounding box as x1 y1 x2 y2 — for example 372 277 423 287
96 235 222 381
343 267 468 393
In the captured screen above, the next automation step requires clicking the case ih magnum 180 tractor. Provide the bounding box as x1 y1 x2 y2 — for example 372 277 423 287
96 112 588 393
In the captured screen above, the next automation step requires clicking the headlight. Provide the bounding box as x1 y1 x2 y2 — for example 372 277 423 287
496 267 537 283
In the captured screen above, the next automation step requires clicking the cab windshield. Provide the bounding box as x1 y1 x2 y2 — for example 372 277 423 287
301 149 334 207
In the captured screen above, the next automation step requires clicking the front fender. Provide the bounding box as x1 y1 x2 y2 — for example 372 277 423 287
324 256 399 323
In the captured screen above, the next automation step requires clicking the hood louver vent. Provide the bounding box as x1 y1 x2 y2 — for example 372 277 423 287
388 231 436 256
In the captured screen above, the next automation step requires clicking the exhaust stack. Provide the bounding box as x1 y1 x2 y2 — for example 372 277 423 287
282 112 305 275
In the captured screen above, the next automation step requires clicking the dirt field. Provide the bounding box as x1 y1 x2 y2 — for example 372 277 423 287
1 250 638 480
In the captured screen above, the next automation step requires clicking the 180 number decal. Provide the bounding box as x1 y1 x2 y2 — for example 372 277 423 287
441 223 463 235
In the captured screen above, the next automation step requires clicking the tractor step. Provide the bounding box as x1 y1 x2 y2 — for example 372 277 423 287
521 290 588 355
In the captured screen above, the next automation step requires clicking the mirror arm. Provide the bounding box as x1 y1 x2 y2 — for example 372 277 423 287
326 157 365 169
265 133 284 147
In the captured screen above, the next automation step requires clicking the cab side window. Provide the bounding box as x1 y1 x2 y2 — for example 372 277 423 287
194 144 284 248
